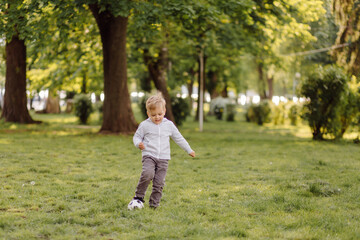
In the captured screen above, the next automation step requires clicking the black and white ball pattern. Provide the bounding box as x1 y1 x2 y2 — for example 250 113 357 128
127 199 144 210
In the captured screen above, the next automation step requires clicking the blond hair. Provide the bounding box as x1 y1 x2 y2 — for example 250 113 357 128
146 92 166 111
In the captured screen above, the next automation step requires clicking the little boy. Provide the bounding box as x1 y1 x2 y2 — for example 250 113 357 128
130 93 195 209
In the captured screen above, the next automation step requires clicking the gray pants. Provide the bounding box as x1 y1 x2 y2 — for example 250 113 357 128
135 155 169 207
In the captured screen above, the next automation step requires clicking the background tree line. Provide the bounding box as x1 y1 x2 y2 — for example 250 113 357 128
0 0 358 134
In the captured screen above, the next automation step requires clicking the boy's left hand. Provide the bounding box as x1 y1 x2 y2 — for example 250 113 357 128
189 151 195 157
138 142 145 150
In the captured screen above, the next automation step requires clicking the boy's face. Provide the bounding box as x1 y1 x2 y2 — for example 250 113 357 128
147 105 166 125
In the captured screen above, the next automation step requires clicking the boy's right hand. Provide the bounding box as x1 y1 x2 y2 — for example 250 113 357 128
138 142 145 150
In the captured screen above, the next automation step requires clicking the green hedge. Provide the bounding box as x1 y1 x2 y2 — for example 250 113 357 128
74 94 93 124
246 101 271 125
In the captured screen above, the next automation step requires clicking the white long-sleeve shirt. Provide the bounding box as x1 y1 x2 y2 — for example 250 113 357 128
133 118 193 159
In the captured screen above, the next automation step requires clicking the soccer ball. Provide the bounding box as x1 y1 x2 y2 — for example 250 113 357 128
127 199 144 210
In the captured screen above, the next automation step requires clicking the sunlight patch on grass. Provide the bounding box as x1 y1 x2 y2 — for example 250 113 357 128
0 139 10 144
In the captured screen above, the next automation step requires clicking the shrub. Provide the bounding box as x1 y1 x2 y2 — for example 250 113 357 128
272 103 286 125
288 104 300 126
246 101 271 125
214 105 224 120
139 96 148 120
355 111 360 143
268 101 302 126
348 76 360 141
300 65 357 140
225 104 236 122
74 94 93 124
334 84 359 138
170 96 190 126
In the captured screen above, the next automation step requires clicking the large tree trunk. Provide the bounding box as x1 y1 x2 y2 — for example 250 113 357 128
1 34 38 123
89 4 137 133
143 48 176 123
45 92 60 114
333 0 360 75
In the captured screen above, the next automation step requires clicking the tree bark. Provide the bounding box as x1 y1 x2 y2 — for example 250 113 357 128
208 70 219 99
221 82 228 98
1 34 38 123
89 4 137 133
333 0 360 75
256 61 267 100
143 48 175 123
45 92 60 114
266 75 274 100
187 68 196 111
312 125 323 140
81 69 87 94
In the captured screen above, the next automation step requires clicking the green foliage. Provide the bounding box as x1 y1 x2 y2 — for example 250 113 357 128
336 81 359 138
75 0 136 17
27 3 103 94
347 76 360 139
270 102 302 126
0 1 49 41
246 101 271 125
300 65 357 140
249 0 325 98
225 104 236 122
0 1 104 95
170 96 190 126
272 103 286 126
305 0 338 66
289 104 301 126
139 96 148 121
73 94 93 124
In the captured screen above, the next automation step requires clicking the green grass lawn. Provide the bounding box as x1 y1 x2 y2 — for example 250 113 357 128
1 111 360 239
